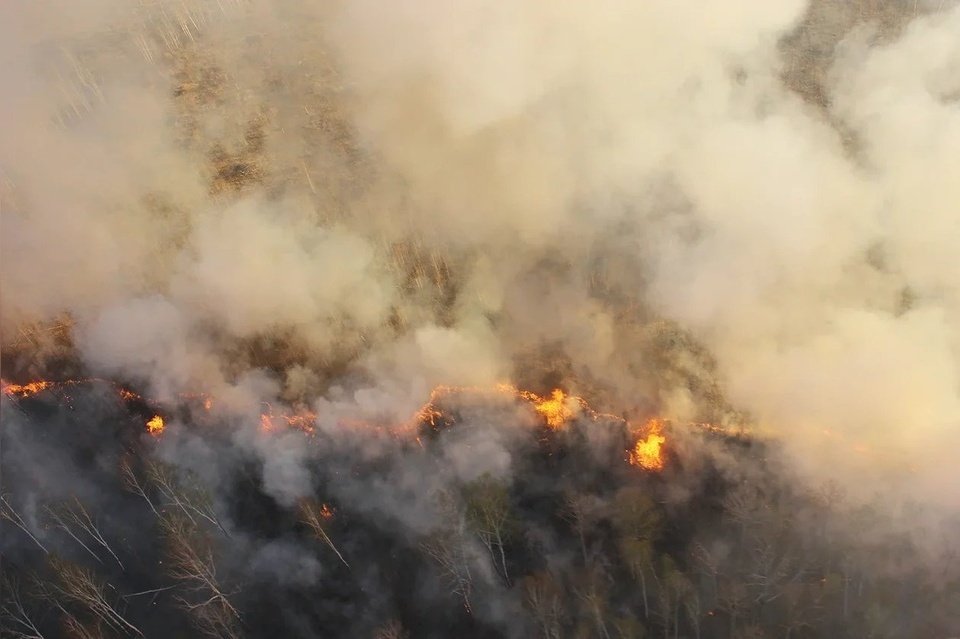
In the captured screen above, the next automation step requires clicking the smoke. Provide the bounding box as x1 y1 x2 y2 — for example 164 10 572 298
2 0 960 588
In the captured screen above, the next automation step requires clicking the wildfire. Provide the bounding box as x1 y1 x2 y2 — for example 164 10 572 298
2 380 55 398
146 415 165 437
629 418 667 471
522 388 576 429
415 383 588 431
259 403 317 435
260 413 276 432
2 376 697 473
2 377 150 404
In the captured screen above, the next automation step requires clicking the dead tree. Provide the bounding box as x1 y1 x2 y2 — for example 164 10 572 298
723 486 764 548
46 558 142 637
160 513 239 639
422 527 475 613
562 492 596 565
611 488 663 621
45 499 124 569
119 456 159 518
59 609 102 639
573 567 613 639
0 574 47 639
146 461 228 537
44 507 100 567
523 572 564 639
373 619 409 639
463 476 512 585
298 500 350 568
0 494 48 554
744 537 804 608
421 489 482 612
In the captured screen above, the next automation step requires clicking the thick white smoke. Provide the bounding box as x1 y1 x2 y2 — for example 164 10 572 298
1 0 959 507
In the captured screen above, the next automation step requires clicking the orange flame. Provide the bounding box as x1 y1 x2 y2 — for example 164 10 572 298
146 415 165 437
259 404 317 435
4 377 733 474
629 418 667 471
260 413 276 433
2 377 150 403
319 503 334 519
2 380 55 398
415 383 586 431
522 388 576 429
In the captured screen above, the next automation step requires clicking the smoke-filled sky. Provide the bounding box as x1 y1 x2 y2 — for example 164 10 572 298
2 0 959 508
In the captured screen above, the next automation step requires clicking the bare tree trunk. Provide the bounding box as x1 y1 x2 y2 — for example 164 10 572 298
299 500 350 569
422 531 474 613
56 498 125 569
640 569 649 620
120 457 160 517
497 532 509 586
160 514 240 639
0 495 48 554
1 575 47 639
47 558 143 637
45 506 103 566
147 461 228 536
373 619 410 639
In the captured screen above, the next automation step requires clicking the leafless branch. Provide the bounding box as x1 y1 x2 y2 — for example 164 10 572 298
62 498 125 569
0 494 48 554
463 476 512 585
121 585 178 601
298 500 350 569
146 461 228 536
373 619 409 639
422 521 474 613
119 456 159 518
44 506 103 567
523 572 563 639
47 558 142 637
160 514 240 639
0 574 47 639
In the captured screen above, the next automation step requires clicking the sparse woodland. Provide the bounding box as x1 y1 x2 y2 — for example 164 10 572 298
2 385 958 638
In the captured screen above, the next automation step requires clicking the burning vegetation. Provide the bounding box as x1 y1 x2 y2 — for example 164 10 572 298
628 418 667 472
2 377 680 470
146 414 165 437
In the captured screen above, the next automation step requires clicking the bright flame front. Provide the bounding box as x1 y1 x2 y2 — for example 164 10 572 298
629 418 666 471
527 388 575 429
146 415 165 437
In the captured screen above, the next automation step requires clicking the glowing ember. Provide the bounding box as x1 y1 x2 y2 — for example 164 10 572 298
629 418 667 471
260 413 276 432
319 503 334 519
281 410 317 433
259 405 317 435
119 388 144 402
415 403 445 428
146 415 165 437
